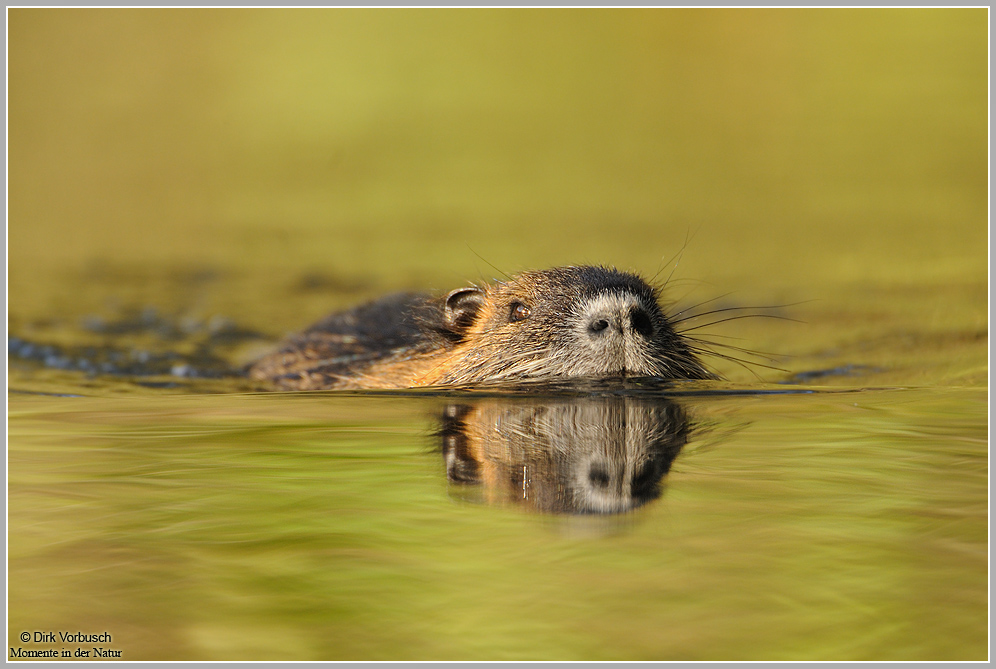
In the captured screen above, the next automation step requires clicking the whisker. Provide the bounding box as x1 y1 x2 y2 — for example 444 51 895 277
650 227 698 289
684 338 785 363
671 302 809 325
687 346 769 381
667 292 737 320
686 345 790 376
680 331 750 342
677 313 804 333
466 244 511 281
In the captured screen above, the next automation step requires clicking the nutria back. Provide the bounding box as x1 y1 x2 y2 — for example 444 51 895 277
249 265 713 390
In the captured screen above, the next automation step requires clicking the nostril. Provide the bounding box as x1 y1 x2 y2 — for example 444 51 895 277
588 318 610 334
588 464 610 488
630 309 654 337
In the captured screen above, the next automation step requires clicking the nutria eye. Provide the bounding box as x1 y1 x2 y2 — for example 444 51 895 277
509 302 531 323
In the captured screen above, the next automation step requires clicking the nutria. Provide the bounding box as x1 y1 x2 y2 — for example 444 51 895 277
249 265 714 390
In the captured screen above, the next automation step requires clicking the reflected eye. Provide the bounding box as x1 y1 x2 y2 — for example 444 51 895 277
509 302 531 323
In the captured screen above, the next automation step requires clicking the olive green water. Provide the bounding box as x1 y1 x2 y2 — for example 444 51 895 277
7 8 988 661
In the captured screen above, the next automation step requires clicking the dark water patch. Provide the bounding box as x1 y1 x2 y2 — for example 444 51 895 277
8 335 240 380
8 388 87 398
9 304 272 385
132 381 188 389
782 364 882 383
80 306 265 345
292 270 376 294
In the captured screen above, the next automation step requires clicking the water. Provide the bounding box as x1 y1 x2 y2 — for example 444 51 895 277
7 8 987 661
7 375 987 660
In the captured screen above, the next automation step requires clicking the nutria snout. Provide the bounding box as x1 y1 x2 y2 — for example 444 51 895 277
249 265 714 390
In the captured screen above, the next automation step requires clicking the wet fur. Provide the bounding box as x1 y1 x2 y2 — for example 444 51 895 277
250 266 714 390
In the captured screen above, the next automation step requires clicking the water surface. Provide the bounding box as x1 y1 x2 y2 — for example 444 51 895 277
7 375 987 660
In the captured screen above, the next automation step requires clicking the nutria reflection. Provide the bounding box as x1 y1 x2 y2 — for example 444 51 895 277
438 396 689 515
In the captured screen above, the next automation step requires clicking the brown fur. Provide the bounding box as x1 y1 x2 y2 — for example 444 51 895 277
249 265 713 390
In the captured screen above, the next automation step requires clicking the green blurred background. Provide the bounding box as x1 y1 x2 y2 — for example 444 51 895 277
7 8 988 381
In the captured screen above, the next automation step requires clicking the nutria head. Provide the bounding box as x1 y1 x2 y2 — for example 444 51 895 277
427 265 712 385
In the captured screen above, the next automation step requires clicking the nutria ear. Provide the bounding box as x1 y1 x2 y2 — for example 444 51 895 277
445 287 486 331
